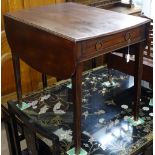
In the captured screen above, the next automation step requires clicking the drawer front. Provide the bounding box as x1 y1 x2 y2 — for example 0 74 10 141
81 25 146 59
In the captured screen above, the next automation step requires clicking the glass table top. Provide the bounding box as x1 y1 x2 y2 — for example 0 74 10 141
9 66 153 155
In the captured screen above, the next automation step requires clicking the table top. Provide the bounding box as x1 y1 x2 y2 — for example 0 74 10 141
8 66 153 154
6 2 149 42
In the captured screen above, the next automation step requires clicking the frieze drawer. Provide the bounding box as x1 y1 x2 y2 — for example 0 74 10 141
81 26 146 58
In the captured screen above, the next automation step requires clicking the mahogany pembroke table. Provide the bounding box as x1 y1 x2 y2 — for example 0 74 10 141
4 2 150 155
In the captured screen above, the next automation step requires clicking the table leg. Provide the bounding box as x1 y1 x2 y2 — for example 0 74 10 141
72 63 83 155
134 42 145 121
8 104 22 155
12 53 22 104
2 106 17 155
53 140 61 155
92 58 96 68
42 73 47 89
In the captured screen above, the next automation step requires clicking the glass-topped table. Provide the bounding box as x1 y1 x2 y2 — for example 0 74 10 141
8 66 153 155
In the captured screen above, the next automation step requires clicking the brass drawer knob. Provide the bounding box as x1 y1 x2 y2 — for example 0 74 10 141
125 32 131 41
95 41 102 51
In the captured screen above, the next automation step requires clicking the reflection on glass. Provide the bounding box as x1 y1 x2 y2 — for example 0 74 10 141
92 121 133 152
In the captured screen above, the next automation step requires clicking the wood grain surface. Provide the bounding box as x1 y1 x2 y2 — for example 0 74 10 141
5 2 149 42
